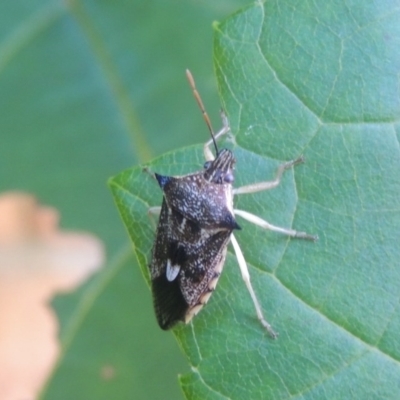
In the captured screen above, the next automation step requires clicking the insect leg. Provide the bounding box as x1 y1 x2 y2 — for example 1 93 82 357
143 167 157 179
234 209 318 241
147 206 161 228
233 156 304 195
230 234 278 339
148 206 161 215
203 111 230 161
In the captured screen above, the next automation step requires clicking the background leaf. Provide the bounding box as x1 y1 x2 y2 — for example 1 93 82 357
0 1 246 399
111 1 400 399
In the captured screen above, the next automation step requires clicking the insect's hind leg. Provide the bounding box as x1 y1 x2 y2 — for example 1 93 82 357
203 111 230 161
148 206 161 215
230 234 278 339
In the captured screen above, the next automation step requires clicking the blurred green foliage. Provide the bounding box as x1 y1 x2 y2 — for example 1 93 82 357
0 1 246 399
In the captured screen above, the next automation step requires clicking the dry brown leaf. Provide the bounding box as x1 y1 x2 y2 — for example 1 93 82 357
0 192 104 400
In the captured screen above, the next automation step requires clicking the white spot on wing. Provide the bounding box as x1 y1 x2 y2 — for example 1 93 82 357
166 259 180 281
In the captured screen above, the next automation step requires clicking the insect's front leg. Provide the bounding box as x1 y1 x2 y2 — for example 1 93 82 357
203 111 230 161
143 166 156 180
233 156 304 195
147 206 161 229
148 206 161 215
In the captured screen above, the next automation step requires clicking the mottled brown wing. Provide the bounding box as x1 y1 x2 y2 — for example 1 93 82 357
149 198 232 330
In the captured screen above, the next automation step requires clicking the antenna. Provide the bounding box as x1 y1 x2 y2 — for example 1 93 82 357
185 69 219 155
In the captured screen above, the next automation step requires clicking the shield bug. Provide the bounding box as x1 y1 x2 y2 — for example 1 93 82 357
146 70 317 338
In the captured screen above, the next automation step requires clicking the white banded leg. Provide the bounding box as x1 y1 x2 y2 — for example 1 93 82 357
147 206 161 228
235 209 318 241
230 234 278 339
233 155 318 240
233 156 304 195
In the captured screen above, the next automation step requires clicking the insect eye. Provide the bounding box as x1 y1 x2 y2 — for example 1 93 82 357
224 173 234 183
203 161 212 169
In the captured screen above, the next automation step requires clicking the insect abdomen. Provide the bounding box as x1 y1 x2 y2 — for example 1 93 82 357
151 230 230 330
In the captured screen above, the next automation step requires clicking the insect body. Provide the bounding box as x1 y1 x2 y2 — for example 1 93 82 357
147 71 317 338
151 148 239 329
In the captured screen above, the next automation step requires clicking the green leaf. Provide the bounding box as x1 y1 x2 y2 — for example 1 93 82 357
110 1 400 399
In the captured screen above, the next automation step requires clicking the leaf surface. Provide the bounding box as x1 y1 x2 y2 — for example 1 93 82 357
111 1 400 399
